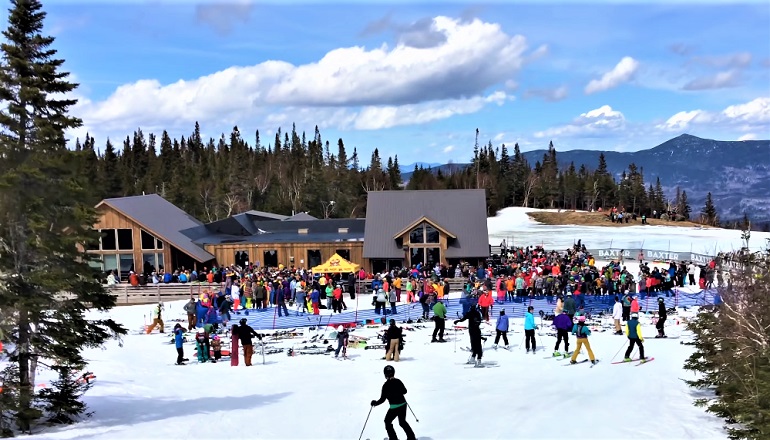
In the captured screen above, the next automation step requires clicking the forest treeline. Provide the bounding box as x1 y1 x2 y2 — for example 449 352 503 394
74 124 715 224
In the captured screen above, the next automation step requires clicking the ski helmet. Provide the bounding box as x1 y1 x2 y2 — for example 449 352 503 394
658 297 664 303
631 312 639 319
240 318 247 325
383 365 395 378
337 325 344 332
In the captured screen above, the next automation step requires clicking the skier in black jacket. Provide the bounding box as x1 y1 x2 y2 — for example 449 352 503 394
238 318 263 366
655 297 668 338
455 304 484 366
371 365 416 440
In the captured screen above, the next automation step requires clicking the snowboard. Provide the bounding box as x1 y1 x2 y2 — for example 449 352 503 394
231 337 239 366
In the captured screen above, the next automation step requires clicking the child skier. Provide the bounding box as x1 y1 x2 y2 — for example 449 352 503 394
524 306 537 353
494 309 509 348
173 323 186 365
195 329 210 363
655 297 667 338
370 365 417 440
335 325 349 358
210 334 222 362
624 312 646 362
570 315 597 365
553 309 572 357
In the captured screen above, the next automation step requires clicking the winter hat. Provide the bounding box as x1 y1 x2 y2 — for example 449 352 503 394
567 292 573 296
337 325 344 332
212 334 219 340
658 297 664 302
578 315 586 322
631 312 639 319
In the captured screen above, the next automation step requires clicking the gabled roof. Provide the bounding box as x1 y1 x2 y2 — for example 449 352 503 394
184 218 366 245
244 210 289 221
284 212 317 221
363 190 489 259
97 194 215 263
392 215 457 240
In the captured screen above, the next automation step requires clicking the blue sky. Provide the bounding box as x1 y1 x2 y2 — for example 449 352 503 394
20 1 770 163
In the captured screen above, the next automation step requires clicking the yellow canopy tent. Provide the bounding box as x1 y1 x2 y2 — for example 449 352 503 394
312 253 360 274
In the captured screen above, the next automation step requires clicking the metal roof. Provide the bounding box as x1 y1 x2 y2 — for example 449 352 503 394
363 189 489 259
243 210 289 221
185 218 365 245
99 194 215 262
284 212 318 221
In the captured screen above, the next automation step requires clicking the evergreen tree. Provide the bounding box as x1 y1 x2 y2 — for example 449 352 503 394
678 190 691 221
701 192 719 226
0 0 125 433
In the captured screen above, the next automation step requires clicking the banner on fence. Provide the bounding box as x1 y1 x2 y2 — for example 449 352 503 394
588 248 718 265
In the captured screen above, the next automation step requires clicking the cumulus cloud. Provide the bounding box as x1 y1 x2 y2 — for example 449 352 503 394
683 70 742 90
442 145 456 153
739 133 758 141
656 97 770 133
523 85 568 102
70 16 529 140
534 105 626 139
584 57 639 95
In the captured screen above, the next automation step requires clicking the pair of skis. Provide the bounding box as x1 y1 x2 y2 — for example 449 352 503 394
563 359 600 368
611 357 655 366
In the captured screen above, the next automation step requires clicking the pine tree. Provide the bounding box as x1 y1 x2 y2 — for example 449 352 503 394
0 0 126 432
678 190 691 221
701 192 719 226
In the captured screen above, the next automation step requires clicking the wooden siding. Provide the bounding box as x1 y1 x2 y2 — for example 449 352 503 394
205 241 364 270
89 205 172 275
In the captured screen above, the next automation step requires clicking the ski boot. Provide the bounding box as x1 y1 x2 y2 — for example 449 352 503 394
475 358 482 368
553 351 561 357
623 358 632 362
591 359 599 365
466 356 475 365
639 358 648 364
570 360 577 365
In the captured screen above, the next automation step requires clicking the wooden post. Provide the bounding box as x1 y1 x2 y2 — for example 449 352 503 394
123 285 128 305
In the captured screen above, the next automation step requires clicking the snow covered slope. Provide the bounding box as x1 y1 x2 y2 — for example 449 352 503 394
25 298 728 440
488 207 770 254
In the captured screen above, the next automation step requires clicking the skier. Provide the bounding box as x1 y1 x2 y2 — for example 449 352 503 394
612 295 623 335
173 323 187 365
335 325 349 358
524 306 537 353
431 299 447 343
238 318 262 366
370 365 417 440
146 302 164 334
553 309 572 357
563 292 576 320
624 312 646 362
210 334 222 362
183 298 196 331
455 303 484 366
385 319 403 362
655 297 667 338
570 315 597 365
194 329 210 363
494 309 509 348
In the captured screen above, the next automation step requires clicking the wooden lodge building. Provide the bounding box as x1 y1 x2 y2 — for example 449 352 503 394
89 190 489 280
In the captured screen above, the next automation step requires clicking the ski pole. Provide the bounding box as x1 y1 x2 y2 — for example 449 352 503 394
358 405 373 440
407 402 420 422
610 339 627 363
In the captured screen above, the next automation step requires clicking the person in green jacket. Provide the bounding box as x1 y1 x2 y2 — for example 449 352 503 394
431 300 447 342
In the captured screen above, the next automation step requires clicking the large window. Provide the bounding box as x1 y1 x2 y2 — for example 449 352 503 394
409 222 439 244
142 253 164 274
307 250 322 268
234 251 250 267
336 249 351 261
97 228 133 251
410 248 424 267
141 230 163 250
119 254 135 280
263 250 278 267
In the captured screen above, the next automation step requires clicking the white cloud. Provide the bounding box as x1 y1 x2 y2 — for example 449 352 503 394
523 85 568 102
442 145 456 153
534 105 626 139
656 97 770 133
738 133 758 141
584 56 639 95
70 16 532 140
683 70 742 90
691 52 752 69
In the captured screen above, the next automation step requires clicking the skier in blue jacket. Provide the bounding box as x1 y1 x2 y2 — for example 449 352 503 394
494 309 509 347
524 306 537 353
173 323 187 365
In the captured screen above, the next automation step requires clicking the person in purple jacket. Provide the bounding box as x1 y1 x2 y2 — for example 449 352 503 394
552 309 573 357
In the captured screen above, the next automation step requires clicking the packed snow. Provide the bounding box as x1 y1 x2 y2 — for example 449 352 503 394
24 207 742 440
488 207 770 254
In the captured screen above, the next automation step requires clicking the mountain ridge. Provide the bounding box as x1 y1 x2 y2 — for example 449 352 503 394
403 134 770 221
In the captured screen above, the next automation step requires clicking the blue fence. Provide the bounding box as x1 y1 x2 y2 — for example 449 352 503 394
217 288 718 330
